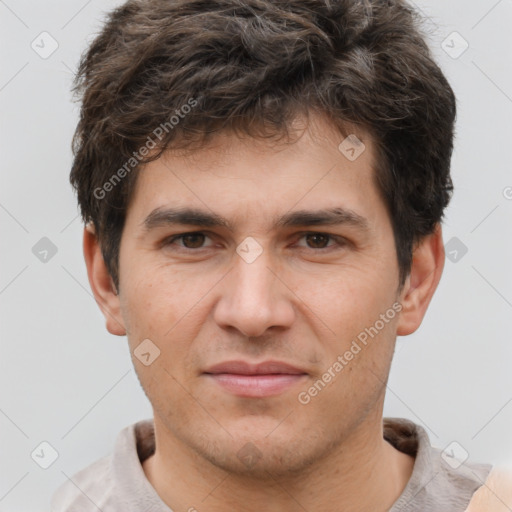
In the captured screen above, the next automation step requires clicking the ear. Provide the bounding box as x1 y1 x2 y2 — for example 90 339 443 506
396 223 445 336
83 223 126 336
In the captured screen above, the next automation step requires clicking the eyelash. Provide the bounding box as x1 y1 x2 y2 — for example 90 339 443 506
162 231 347 252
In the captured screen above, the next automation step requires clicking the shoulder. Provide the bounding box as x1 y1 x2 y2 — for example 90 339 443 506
50 454 114 512
465 465 512 512
50 420 152 511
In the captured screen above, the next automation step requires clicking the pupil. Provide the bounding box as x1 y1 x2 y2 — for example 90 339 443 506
307 234 328 248
184 234 204 248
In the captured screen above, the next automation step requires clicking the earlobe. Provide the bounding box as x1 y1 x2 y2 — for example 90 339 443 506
396 224 445 336
83 223 127 336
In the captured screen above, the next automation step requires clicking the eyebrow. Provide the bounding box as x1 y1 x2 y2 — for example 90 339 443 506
142 206 370 233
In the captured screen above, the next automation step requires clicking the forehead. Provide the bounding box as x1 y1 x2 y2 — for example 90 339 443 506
126 115 385 231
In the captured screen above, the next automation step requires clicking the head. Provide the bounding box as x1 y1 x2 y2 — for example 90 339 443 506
75 0 455 477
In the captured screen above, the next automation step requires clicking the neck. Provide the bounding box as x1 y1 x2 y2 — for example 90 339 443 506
142 412 415 512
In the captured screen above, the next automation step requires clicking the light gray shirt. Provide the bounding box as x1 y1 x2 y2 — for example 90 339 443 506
50 417 493 511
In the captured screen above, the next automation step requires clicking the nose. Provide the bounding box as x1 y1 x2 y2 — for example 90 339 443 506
213 244 295 338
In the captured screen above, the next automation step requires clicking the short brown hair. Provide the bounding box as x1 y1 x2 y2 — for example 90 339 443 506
70 0 456 291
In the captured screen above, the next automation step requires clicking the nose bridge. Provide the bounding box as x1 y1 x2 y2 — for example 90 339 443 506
232 239 277 305
213 237 295 337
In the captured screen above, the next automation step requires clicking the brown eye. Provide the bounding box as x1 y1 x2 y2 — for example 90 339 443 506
294 232 347 252
179 233 206 248
305 233 331 249
164 232 213 251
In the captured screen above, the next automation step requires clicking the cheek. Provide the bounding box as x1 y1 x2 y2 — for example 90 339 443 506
296 264 397 337
298 268 400 403
120 261 196 334
119 265 211 374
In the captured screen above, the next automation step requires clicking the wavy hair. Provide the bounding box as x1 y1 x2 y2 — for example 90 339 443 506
70 0 456 290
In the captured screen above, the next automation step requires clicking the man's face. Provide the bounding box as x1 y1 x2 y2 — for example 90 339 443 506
117 116 405 476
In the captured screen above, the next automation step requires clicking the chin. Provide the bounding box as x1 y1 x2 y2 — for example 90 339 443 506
184 421 338 480
199 441 313 479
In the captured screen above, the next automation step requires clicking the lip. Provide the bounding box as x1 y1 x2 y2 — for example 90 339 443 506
204 360 307 375
203 360 308 398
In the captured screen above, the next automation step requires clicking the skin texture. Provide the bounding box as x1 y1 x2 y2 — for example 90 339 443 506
466 466 512 512
84 114 447 512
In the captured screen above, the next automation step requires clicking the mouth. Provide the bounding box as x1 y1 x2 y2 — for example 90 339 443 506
203 360 308 398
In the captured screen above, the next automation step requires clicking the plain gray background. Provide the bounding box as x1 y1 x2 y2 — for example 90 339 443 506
1 0 511 510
